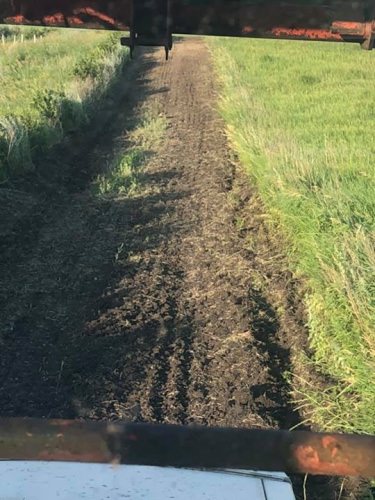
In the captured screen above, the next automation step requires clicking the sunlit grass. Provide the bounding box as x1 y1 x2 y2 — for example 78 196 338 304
209 37 375 434
0 28 129 180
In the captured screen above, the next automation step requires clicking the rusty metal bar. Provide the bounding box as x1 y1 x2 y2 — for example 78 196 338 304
0 419 374 478
0 1 373 49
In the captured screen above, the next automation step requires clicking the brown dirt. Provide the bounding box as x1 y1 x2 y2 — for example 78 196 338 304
0 39 343 498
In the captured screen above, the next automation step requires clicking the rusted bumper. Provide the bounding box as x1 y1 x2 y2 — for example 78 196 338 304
0 419 374 478
0 1 374 49
332 20 375 49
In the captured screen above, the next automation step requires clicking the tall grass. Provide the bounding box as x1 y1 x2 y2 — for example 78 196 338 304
209 38 375 435
0 28 129 181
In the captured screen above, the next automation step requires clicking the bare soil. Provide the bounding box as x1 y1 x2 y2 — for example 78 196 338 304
0 39 341 498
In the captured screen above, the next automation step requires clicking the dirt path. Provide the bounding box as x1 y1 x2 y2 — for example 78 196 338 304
0 39 337 498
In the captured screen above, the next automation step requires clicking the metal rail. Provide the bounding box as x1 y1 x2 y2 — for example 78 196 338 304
0 1 373 49
0 419 374 478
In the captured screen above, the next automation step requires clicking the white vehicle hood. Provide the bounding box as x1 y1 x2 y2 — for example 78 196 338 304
0 461 295 500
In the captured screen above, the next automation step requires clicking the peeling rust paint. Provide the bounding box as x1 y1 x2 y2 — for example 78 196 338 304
270 27 342 41
294 443 357 476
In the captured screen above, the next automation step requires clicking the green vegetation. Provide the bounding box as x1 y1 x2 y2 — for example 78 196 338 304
209 38 375 434
94 105 167 197
0 25 52 40
0 27 129 181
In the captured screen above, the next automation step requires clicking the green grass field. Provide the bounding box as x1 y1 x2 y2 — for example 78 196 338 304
210 38 375 436
0 27 128 181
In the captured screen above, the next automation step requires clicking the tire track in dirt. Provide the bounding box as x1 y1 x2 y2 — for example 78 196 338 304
0 39 337 499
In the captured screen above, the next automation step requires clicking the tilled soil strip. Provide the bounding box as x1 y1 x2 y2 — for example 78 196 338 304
0 39 337 499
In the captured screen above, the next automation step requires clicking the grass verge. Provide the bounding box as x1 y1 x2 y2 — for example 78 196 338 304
0 27 129 181
209 37 375 436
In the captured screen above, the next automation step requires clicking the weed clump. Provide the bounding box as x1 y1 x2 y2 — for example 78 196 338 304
0 117 33 180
